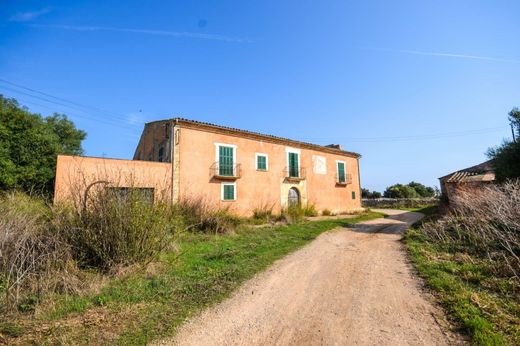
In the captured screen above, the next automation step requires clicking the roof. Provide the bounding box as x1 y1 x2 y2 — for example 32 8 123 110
439 160 495 183
145 117 361 158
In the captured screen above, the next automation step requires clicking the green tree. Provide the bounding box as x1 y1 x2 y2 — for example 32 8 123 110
407 181 436 197
362 188 382 199
487 107 520 182
509 107 520 139
0 96 86 194
487 140 520 182
383 184 417 198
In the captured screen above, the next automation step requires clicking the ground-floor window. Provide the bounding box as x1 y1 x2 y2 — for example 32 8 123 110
106 187 154 205
352 191 356 199
221 182 236 201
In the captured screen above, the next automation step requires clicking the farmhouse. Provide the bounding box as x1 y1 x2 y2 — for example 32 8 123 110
55 118 362 216
439 160 495 203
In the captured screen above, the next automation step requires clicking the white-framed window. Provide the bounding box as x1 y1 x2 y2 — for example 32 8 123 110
221 182 236 201
286 147 301 178
255 153 268 171
214 143 237 176
336 160 346 183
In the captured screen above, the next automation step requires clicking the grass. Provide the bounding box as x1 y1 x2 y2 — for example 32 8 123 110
4 211 383 345
403 207 520 345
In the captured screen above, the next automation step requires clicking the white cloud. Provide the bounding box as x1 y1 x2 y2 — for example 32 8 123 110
360 47 520 64
30 24 251 43
10 8 52 22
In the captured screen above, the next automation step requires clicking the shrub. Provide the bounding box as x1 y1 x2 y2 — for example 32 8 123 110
420 181 520 279
175 197 241 234
321 209 332 216
55 188 171 270
0 192 73 310
281 203 317 223
301 203 318 217
252 202 275 222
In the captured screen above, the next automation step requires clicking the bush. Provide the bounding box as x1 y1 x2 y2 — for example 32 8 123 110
321 209 332 216
252 202 275 223
0 192 73 310
55 188 172 270
420 181 520 279
175 197 241 234
301 203 318 217
281 203 317 223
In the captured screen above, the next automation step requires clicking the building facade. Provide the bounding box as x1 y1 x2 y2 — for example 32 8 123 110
56 118 362 216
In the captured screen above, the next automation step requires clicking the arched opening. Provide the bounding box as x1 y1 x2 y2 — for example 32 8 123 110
288 187 300 207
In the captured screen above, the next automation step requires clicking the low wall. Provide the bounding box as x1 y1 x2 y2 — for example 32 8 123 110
362 198 439 209
54 155 172 205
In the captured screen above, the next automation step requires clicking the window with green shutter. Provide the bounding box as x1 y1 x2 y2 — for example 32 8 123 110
352 191 356 200
288 152 299 177
222 183 235 201
219 145 234 176
256 154 267 170
337 162 346 183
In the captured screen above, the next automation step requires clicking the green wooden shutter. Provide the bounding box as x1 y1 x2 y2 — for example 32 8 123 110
219 146 234 176
288 152 299 177
352 191 356 199
257 155 266 170
338 162 346 183
223 184 235 200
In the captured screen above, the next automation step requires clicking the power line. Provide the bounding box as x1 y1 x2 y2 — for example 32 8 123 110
295 126 508 143
0 77 136 124
11 96 140 139
0 85 141 132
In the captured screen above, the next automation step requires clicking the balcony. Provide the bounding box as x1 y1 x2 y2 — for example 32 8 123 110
210 162 242 180
335 173 353 186
283 166 306 182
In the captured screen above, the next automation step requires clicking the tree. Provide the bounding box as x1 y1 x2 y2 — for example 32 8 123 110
509 107 520 139
487 107 520 182
383 184 417 198
0 96 86 194
361 188 382 199
407 181 436 197
487 140 520 182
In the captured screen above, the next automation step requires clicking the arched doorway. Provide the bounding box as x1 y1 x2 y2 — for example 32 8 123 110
288 187 300 207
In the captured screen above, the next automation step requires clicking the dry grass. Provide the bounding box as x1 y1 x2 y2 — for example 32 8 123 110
422 181 520 279
0 192 77 311
405 182 520 344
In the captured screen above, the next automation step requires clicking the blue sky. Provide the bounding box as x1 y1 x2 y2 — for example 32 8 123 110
1 0 518 192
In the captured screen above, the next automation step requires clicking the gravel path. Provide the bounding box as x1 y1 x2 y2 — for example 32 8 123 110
158 210 462 346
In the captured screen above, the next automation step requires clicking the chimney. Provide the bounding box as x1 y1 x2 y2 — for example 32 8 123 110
325 144 341 150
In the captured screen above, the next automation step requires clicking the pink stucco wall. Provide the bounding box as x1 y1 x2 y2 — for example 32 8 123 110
54 155 172 205
177 126 361 216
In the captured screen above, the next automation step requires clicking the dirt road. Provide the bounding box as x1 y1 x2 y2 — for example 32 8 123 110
160 210 460 346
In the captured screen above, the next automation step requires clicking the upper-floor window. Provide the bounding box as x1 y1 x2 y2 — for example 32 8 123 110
215 143 237 176
158 147 164 162
336 161 346 183
286 148 301 178
256 153 268 171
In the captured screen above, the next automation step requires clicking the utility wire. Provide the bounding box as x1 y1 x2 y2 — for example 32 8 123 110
0 85 140 132
11 96 139 138
295 127 508 143
0 77 135 124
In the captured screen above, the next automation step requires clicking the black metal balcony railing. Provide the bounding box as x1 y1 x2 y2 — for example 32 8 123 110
210 162 242 180
283 166 306 181
335 173 353 185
